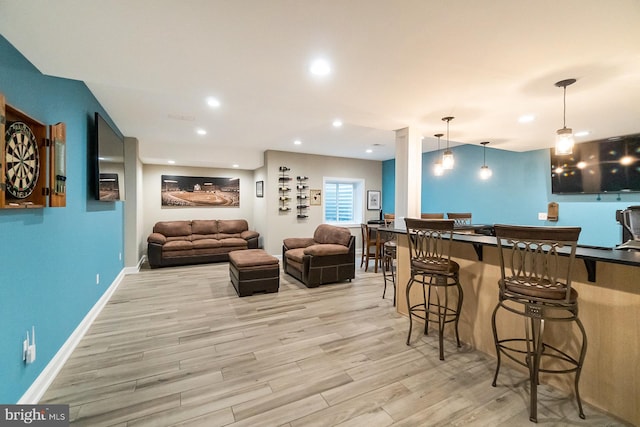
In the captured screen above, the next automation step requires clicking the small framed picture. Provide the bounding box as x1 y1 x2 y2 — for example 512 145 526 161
256 180 264 198
367 190 381 210
310 189 322 206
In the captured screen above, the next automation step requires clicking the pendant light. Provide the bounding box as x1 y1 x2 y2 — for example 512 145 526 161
433 133 444 176
479 141 492 179
442 116 455 169
554 78 576 155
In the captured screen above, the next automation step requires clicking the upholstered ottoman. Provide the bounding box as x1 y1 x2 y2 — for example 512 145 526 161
229 249 280 297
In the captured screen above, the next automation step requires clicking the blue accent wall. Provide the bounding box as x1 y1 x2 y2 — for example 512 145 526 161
383 144 640 247
0 36 124 402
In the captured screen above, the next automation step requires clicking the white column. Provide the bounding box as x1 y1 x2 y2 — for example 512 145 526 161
394 127 422 223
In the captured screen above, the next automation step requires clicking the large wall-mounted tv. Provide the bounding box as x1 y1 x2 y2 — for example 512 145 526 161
550 133 640 194
94 112 125 201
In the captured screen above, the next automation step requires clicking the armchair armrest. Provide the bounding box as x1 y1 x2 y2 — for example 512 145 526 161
283 237 316 249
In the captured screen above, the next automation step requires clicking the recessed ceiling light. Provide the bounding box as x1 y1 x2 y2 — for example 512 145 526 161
332 119 343 127
310 58 331 76
366 149 373 153
168 160 175 164
196 128 207 135
206 97 221 108
232 164 239 168
294 140 302 145
577 161 587 169
518 114 535 123
575 131 590 137
620 156 634 166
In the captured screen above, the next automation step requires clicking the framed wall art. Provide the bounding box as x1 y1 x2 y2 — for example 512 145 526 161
256 180 264 197
367 190 381 210
161 175 239 207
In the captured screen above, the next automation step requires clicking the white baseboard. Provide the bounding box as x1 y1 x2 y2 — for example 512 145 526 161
123 255 146 275
18 268 126 404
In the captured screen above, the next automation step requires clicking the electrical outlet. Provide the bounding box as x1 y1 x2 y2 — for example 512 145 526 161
119 252 122 261
538 212 548 220
96 273 100 285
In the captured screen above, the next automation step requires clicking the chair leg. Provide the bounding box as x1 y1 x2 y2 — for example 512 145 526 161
424 280 430 335
437 286 446 360
454 280 463 348
574 316 588 419
405 278 415 345
528 316 544 423
491 302 502 387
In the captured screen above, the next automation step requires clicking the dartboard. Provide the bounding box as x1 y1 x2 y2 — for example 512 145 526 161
5 121 40 199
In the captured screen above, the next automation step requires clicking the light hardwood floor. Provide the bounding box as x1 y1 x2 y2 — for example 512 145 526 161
41 262 629 426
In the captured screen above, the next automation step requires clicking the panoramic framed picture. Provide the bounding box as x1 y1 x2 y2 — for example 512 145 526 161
256 180 264 197
161 175 240 207
367 190 381 210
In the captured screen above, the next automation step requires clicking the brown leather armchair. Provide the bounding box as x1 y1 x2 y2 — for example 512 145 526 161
282 224 355 287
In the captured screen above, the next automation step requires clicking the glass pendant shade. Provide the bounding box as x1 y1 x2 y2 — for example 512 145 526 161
433 133 444 176
441 116 455 170
479 165 492 180
479 141 491 179
555 127 574 155
554 78 576 156
442 150 454 169
434 161 444 176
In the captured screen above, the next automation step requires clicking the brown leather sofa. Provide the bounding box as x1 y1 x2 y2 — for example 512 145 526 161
282 224 355 287
147 219 259 268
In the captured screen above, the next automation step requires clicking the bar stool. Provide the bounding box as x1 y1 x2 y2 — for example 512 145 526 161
491 224 586 423
404 218 463 360
360 223 381 272
380 219 396 305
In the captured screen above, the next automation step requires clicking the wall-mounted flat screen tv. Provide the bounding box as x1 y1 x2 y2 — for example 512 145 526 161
550 133 640 194
95 112 125 201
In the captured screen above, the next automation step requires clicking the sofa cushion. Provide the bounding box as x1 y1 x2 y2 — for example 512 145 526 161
191 220 218 235
220 238 249 248
191 233 217 241
192 239 223 249
219 219 249 234
313 224 352 246
304 244 350 256
285 248 306 263
163 240 193 251
154 221 192 237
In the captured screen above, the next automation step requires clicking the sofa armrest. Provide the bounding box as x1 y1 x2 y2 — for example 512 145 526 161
147 232 167 245
241 230 259 240
283 237 316 249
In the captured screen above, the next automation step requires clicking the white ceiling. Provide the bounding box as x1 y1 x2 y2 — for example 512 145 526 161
2 0 639 170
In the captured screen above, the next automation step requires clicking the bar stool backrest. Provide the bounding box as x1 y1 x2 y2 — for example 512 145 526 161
494 224 581 304
447 212 472 226
421 213 445 219
405 218 454 274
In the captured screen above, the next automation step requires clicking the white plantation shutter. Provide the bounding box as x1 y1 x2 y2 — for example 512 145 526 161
323 178 364 225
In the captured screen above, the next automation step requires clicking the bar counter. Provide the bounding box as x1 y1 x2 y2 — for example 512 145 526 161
383 222 640 426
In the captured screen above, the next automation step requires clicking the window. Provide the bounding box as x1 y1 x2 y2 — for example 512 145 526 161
323 177 364 226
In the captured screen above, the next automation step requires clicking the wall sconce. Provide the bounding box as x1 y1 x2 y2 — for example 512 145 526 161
555 78 577 155
479 141 492 180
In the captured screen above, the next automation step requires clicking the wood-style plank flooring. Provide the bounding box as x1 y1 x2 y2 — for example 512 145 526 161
41 262 629 426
